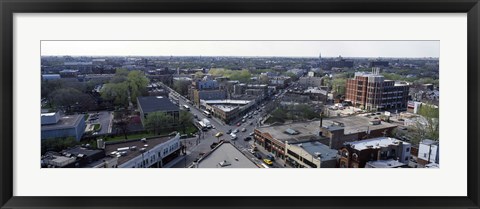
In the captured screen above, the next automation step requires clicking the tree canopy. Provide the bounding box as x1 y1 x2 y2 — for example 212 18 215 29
101 69 149 107
144 112 173 135
209 68 252 83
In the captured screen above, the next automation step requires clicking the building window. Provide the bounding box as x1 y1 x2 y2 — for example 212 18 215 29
424 153 427 158
406 148 410 152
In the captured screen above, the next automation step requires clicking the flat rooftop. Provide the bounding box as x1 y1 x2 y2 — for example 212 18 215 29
290 141 337 161
204 99 252 105
366 159 406 168
256 121 322 143
321 115 397 135
196 142 258 168
63 146 103 158
256 115 397 143
41 114 84 131
137 96 179 113
346 137 410 151
104 135 177 166
213 105 239 112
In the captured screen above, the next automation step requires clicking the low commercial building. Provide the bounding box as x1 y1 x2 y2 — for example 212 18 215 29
192 89 227 105
254 115 398 160
417 139 439 166
59 69 79 78
285 140 337 168
255 121 323 160
41 112 86 141
201 99 255 123
194 141 259 168
338 137 411 168
319 115 398 149
42 74 61 81
137 96 180 125
42 146 107 168
269 76 291 88
299 76 324 88
104 134 181 168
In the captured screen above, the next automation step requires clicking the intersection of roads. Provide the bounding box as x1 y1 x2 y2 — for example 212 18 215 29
162 83 288 168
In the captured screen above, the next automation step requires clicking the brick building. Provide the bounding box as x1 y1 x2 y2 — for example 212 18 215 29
345 68 409 111
338 137 411 168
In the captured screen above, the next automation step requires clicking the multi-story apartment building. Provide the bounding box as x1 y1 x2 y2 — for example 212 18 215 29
345 68 409 111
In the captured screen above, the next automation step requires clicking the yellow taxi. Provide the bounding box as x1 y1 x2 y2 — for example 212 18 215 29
263 159 273 165
215 132 223 137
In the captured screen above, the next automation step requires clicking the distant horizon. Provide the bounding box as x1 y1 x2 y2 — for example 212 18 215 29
41 41 440 58
41 55 439 59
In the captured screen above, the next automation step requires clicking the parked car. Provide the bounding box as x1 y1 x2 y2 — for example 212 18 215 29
244 136 252 141
226 129 232 134
241 128 246 132
233 129 239 134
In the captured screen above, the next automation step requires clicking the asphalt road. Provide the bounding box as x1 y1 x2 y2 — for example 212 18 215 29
161 82 289 168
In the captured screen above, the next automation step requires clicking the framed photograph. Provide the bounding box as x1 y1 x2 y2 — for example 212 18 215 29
1 0 479 208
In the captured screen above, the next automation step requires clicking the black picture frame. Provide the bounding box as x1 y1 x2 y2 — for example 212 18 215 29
1 0 479 208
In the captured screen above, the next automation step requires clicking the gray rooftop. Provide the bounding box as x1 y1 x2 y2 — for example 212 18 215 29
366 159 406 168
421 139 438 146
137 96 179 113
291 141 337 161
321 116 397 135
256 115 397 144
104 135 176 166
346 137 410 151
62 146 103 158
41 114 84 131
256 121 322 143
196 142 258 168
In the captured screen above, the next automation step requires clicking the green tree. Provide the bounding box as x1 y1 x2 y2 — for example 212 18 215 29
173 80 191 96
194 71 205 79
144 112 173 135
103 69 149 107
101 82 130 107
113 109 131 139
416 103 439 141
332 78 347 95
49 88 97 113
110 68 129 83
179 110 193 134
127 70 149 104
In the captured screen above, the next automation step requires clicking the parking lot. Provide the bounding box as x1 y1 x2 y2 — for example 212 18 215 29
85 111 113 135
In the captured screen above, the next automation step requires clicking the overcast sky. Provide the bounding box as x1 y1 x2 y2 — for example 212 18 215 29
41 41 439 58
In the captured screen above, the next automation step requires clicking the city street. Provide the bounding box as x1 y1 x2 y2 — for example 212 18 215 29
161 82 285 168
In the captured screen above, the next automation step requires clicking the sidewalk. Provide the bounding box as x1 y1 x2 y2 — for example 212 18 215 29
253 141 291 168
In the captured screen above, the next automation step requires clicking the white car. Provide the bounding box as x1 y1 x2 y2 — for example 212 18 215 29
233 129 239 133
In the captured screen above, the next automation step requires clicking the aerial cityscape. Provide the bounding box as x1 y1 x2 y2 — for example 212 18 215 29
40 41 439 168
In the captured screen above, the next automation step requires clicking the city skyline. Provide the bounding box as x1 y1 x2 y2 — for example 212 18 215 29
41 41 440 58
